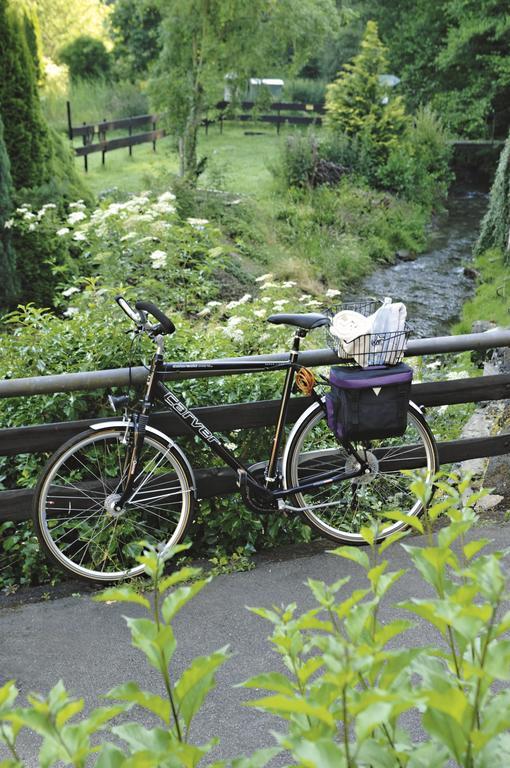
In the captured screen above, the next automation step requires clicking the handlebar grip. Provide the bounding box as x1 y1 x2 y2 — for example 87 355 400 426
135 300 175 335
115 295 140 323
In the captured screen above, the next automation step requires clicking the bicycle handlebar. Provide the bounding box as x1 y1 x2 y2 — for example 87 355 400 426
115 295 175 336
135 300 175 335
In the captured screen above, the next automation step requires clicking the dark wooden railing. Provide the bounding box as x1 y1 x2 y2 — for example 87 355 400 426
1 329 510 523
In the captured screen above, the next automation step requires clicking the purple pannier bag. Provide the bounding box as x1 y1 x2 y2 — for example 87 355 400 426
325 363 413 442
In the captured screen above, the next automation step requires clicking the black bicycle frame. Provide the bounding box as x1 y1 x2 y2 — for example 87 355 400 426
155 356 298 487
116 333 362 510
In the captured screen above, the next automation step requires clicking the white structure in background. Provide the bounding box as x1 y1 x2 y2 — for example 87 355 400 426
224 75 284 102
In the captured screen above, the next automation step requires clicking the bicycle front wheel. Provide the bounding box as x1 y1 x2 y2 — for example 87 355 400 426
33 426 194 583
283 400 438 544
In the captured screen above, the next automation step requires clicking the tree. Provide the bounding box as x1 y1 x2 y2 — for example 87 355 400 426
0 114 18 307
363 0 510 138
10 0 45 84
33 0 110 61
109 0 162 81
151 0 341 180
475 132 510 262
58 35 111 81
0 0 49 190
325 20 408 157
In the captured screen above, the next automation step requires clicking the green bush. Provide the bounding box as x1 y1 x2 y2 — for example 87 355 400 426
58 35 111 82
271 131 317 189
7 201 80 308
272 113 452 210
377 106 454 208
283 78 327 105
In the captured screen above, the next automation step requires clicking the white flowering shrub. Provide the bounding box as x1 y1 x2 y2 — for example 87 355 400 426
1 193 336 584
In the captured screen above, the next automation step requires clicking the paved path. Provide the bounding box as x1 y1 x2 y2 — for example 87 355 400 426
1 526 508 765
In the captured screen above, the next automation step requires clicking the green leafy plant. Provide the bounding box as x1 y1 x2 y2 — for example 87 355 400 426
242 472 510 767
0 544 235 767
2 476 510 766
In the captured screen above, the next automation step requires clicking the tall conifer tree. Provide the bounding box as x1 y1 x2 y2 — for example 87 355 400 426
0 114 19 307
0 0 49 190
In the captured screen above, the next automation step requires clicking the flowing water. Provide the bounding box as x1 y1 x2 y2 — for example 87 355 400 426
358 188 489 338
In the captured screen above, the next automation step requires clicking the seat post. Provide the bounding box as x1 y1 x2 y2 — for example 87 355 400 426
265 329 307 486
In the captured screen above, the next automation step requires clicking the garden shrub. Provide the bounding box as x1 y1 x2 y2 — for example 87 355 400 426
2 475 510 766
272 112 452 211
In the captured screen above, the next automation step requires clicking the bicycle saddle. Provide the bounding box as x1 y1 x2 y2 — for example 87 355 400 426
267 313 330 330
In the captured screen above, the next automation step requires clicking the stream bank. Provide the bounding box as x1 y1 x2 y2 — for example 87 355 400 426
358 187 489 338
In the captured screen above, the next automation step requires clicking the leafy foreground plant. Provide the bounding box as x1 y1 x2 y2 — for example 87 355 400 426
2 475 510 767
243 474 510 767
0 544 274 767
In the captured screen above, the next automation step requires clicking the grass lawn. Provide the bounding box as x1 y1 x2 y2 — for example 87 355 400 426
75 122 294 200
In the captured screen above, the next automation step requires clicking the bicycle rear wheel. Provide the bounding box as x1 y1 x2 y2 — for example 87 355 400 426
33 425 194 583
283 400 437 544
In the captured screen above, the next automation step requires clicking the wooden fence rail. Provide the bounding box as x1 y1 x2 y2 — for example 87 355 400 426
68 103 165 171
1 329 510 523
68 99 326 169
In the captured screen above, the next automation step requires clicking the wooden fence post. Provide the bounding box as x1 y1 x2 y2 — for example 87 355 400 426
82 123 88 172
101 118 107 166
129 118 132 157
66 101 73 140
152 119 156 151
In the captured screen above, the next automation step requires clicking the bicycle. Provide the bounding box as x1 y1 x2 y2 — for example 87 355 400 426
32 296 438 583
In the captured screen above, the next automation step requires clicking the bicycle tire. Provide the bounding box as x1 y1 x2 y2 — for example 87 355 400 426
33 425 195 583
283 400 438 544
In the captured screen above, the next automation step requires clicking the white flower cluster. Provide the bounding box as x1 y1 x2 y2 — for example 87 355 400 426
150 249 167 269
226 293 251 310
222 315 244 343
187 217 209 230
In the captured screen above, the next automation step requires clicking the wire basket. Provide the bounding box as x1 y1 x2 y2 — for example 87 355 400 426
328 298 381 317
325 298 410 367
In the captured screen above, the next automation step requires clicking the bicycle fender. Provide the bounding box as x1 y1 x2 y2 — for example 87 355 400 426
89 421 196 495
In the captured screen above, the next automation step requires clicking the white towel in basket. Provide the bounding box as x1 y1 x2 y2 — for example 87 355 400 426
330 310 371 362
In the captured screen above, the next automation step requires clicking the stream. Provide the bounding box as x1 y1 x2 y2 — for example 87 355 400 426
358 188 489 338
